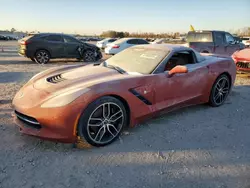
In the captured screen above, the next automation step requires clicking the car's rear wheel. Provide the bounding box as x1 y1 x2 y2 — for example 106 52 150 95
77 96 127 147
209 74 231 107
83 50 96 62
34 50 50 64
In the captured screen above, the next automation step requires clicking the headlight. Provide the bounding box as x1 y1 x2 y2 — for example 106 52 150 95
41 87 90 108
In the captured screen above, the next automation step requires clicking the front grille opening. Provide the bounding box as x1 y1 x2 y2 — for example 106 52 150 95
15 111 41 129
46 74 66 84
236 62 250 69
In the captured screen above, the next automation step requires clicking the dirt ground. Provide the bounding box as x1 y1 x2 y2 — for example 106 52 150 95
0 41 250 188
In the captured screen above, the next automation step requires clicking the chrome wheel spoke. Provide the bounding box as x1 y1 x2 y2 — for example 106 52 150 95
107 125 115 138
107 124 118 136
110 114 123 123
103 103 110 118
220 79 226 88
94 126 106 142
222 87 229 94
214 93 220 101
89 118 103 127
109 110 122 122
216 84 220 91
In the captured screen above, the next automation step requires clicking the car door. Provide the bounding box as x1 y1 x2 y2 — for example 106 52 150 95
44 35 64 58
224 32 241 56
154 50 209 111
63 35 82 58
213 32 226 55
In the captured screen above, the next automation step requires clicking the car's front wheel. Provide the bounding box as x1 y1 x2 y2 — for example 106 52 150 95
83 50 96 62
209 74 231 107
77 96 127 147
34 50 50 64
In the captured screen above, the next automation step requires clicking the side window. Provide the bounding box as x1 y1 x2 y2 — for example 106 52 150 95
164 51 195 71
63 35 79 43
214 32 224 45
127 39 138 44
108 39 116 42
138 39 149 44
225 33 235 44
45 35 63 42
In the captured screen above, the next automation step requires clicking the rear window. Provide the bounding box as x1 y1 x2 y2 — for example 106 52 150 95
186 32 213 42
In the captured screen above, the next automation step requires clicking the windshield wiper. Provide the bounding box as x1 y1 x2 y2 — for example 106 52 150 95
103 62 126 74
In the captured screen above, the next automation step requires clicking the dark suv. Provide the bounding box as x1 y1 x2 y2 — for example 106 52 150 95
186 30 244 56
18 33 102 64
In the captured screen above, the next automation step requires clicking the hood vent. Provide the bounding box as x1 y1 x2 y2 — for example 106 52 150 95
46 74 66 84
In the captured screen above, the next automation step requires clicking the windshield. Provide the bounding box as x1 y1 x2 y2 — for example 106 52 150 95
186 32 213 42
105 47 169 74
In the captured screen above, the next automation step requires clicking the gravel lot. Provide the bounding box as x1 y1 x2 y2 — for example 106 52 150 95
0 41 250 188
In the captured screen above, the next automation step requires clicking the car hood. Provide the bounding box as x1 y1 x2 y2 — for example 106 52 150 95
233 48 250 62
32 65 127 93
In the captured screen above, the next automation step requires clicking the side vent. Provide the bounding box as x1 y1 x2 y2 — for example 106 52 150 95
129 89 152 105
46 74 66 84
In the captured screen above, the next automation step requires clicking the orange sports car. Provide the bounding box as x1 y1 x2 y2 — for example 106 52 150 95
12 44 236 147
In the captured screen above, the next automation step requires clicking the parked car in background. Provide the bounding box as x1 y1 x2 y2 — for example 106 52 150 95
0 35 8 40
240 36 250 47
151 38 169 44
186 30 244 56
104 38 149 55
232 48 250 73
18 33 102 64
96 38 117 49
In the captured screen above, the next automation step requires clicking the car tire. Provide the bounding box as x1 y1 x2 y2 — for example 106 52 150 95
34 50 50 64
30 58 35 62
209 74 231 107
77 96 127 147
83 50 96 62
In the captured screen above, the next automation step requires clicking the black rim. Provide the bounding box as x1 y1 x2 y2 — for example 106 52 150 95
213 76 230 105
36 51 49 64
84 51 95 62
87 102 124 144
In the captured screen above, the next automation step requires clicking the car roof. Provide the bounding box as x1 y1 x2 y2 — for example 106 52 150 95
130 44 191 52
188 30 229 33
35 33 74 37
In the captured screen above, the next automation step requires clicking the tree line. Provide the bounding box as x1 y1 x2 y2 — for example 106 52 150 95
100 30 183 38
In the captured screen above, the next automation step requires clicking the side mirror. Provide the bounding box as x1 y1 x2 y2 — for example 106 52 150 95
167 65 188 77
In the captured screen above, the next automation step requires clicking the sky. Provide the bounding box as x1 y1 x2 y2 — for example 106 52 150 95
0 0 249 35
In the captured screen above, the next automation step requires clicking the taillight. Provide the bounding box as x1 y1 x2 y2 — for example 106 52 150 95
112 45 120 48
20 41 30 45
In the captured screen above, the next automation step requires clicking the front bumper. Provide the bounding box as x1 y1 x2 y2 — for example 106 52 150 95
12 89 88 143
